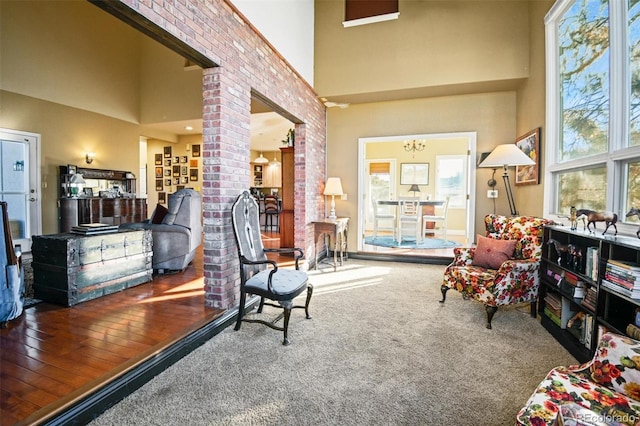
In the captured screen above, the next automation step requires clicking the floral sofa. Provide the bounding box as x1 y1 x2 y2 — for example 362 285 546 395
440 214 553 329
517 330 640 426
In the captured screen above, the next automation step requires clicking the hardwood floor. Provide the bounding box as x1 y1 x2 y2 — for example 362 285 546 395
0 229 451 425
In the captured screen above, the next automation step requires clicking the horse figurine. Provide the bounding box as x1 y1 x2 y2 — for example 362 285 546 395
547 238 570 266
626 207 640 238
575 209 618 235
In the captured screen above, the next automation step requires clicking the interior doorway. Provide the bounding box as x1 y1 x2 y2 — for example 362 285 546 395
0 128 42 251
357 132 476 255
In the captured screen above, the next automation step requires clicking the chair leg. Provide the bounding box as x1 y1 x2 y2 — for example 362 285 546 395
439 285 449 304
234 290 246 331
257 296 265 313
282 307 292 346
485 305 498 329
304 284 313 319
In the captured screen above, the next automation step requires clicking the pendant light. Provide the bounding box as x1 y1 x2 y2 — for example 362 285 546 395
254 152 268 164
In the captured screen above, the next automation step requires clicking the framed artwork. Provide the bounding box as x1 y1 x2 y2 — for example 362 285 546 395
164 159 171 167
180 156 188 163
164 179 172 187
192 144 200 157
155 180 163 191
158 192 166 204
173 165 181 177
189 159 198 167
515 127 541 186
181 166 188 175
163 146 172 158
400 163 429 185
176 185 185 191
181 176 189 184
173 177 180 185
155 167 163 178
190 168 198 181
173 156 179 164
164 169 171 177
154 154 162 165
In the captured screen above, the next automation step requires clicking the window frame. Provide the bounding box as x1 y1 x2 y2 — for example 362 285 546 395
544 0 640 236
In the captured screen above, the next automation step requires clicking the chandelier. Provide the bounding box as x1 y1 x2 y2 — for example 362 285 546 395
403 139 426 156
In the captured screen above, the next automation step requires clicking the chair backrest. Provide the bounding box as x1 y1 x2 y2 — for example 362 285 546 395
164 188 202 248
232 190 268 272
440 196 450 216
484 214 553 260
264 195 280 213
398 197 419 216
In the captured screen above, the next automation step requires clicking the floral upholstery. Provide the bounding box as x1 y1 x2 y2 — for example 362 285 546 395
440 214 553 328
517 331 640 426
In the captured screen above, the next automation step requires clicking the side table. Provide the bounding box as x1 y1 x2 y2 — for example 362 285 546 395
311 217 349 272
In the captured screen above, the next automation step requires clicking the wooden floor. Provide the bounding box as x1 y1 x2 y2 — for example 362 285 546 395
0 229 451 425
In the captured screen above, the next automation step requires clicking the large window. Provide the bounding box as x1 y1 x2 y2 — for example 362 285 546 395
546 0 640 229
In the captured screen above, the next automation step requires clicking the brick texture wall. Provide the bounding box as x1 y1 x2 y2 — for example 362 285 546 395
117 0 326 310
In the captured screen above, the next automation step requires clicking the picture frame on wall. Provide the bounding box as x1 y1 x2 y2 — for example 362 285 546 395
515 127 541 186
400 163 429 185
164 169 171 177
181 166 188 175
155 180 163 191
189 159 198 167
173 177 180 185
173 165 180 177
173 156 180 164
192 144 200 157
164 179 172 187
158 192 166 204
163 146 172 158
155 167 163 178
176 185 185 191
181 176 189 184
164 159 171 167
180 156 188 163
190 168 198 181
154 154 163 165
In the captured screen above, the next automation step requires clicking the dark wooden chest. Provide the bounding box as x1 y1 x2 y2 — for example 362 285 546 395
32 229 153 306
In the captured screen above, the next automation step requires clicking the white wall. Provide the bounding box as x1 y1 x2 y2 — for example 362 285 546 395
230 0 315 86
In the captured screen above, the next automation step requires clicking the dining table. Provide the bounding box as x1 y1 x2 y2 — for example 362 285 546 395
377 199 446 241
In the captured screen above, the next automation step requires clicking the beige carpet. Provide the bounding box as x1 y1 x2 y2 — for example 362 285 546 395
89 260 577 425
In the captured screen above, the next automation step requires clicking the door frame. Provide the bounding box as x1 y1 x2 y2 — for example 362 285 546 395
0 128 42 251
357 132 477 252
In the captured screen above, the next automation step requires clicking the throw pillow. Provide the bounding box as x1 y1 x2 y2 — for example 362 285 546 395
472 235 516 269
150 203 169 224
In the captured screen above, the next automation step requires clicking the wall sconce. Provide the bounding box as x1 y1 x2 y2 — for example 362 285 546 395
85 152 95 164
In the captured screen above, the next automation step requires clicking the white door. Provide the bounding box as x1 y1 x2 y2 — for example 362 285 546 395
364 159 396 231
0 129 41 251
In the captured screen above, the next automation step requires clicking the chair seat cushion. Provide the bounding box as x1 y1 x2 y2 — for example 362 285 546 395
245 269 309 301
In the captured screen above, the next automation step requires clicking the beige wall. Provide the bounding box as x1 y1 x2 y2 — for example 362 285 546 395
315 0 530 100
327 92 517 249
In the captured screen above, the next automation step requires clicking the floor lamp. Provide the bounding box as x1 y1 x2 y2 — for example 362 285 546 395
324 177 344 220
479 144 534 216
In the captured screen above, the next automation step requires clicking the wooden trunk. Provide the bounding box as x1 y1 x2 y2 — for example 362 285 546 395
32 229 153 306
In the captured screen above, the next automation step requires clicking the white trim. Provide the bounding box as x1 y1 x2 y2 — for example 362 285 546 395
343 12 399 28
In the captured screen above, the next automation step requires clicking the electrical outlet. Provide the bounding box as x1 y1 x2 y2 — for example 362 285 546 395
487 190 498 199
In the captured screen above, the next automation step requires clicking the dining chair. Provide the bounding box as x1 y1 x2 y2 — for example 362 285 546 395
397 197 422 244
423 196 450 240
372 197 396 239
263 195 281 232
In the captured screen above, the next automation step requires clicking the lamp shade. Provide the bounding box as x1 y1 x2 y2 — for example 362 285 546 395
254 153 269 164
478 144 535 168
408 184 421 193
324 177 344 196
69 173 86 185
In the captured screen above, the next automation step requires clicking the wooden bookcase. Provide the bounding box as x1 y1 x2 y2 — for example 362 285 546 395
539 225 640 363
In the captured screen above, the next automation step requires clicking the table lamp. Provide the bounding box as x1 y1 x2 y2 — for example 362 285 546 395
479 144 534 216
324 177 344 220
409 184 421 198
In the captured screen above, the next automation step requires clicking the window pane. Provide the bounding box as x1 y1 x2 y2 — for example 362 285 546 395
556 167 607 214
436 156 465 208
559 0 609 161
625 161 640 220
630 0 640 146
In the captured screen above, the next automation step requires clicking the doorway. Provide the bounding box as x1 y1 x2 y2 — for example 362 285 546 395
0 128 42 251
357 132 476 255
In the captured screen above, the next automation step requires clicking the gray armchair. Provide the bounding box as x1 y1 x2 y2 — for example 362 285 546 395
120 189 202 273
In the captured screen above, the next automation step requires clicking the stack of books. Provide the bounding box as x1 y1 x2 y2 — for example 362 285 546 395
70 223 119 235
601 259 640 299
544 292 562 327
581 286 597 311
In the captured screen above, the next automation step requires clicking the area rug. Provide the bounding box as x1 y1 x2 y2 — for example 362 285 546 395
364 235 460 249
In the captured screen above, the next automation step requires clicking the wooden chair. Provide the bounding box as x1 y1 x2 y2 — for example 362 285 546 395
397 197 422 244
231 190 312 345
423 196 450 240
372 197 396 239
263 195 281 232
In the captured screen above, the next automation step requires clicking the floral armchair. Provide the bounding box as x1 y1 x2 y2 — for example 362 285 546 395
516 330 640 426
440 214 553 329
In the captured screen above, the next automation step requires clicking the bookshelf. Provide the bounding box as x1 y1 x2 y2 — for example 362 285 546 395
539 225 640 363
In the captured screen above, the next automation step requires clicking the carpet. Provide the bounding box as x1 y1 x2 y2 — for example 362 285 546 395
364 235 460 249
90 260 576 426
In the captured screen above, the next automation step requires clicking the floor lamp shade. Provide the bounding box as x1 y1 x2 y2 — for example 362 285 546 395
324 177 344 220
479 144 534 216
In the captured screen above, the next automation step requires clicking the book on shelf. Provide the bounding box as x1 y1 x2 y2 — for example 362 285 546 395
608 259 640 271
581 287 597 311
544 307 561 327
605 263 640 283
603 271 637 290
583 313 594 348
585 247 599 280
601 278 640 299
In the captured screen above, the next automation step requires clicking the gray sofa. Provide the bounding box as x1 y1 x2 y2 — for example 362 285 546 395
120 189 202 273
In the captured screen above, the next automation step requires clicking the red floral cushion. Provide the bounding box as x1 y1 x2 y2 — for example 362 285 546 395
471 235 516 269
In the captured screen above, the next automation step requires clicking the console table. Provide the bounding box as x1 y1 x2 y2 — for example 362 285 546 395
32 229 153 306
311 218 349 271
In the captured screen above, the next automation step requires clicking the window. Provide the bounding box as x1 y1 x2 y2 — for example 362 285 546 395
435 155 466 209
545 0 640 230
